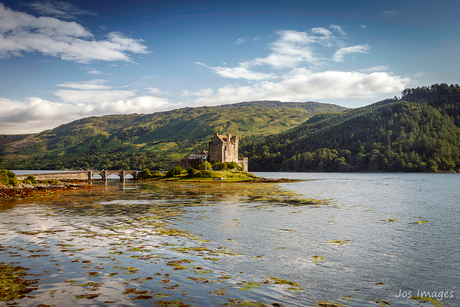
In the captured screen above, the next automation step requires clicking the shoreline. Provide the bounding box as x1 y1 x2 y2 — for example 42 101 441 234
142 177 304 183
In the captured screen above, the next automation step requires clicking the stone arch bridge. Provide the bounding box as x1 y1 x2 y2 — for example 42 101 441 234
89 170 141 181
17 170 141 182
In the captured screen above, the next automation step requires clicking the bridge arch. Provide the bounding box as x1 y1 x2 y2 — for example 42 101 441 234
88 170 141 182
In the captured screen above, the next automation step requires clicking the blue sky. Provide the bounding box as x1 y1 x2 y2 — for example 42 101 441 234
1 0 459 134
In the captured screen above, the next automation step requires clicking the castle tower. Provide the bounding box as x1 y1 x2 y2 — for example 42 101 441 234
208 133 239 163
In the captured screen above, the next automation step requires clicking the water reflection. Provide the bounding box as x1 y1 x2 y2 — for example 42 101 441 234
0 176 457 307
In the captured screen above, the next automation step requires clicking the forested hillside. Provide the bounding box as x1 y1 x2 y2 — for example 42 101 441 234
241 84 460 172
0 101 344 170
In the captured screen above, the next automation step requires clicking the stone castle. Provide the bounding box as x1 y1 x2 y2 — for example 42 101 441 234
169 133 248 171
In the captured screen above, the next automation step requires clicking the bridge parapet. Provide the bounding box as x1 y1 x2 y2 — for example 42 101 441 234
16 172 89 181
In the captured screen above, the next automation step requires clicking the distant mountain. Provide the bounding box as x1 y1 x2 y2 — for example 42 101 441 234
241 84 460 172
0 101 345 170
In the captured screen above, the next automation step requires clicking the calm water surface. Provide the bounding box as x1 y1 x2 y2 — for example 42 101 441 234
0 172 458 306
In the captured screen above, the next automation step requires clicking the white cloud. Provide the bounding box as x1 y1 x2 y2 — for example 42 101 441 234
193 88 214 97
235 37 248 45
0 3 148 63
360 24 367 29
87 69 104 75
197 28 348 79
194 88 214 97
330 25 346 35
194 62 276 80
0 95 174 134
147 87 167 96
333 45 370 62
413 71 429 77
86 96 171 114
53 89 135 103
383 10 396 17
56 79 111 90
181 88 214 97
81 67 112 75
248 30 320 69
0 97 26 114
24 0 97 20
181 90 193 97
360 65 390 72
188 69 410 106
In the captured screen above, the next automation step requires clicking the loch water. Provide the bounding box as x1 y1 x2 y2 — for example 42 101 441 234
0 172 458 306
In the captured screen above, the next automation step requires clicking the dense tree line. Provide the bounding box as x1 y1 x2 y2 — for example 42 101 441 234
240 84 460 172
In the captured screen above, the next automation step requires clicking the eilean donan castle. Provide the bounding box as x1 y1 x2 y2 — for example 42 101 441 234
169 133 248 171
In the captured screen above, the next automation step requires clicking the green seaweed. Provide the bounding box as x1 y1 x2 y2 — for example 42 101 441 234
375 298 390 306
154 299 192 306
237 281 263 291
75 293 101 299
311 255 325 264
410 297 445 307
263 276 304 293
0 263 39 301
220 298 267 306
209 288 229 296
314 301 343 307
327 240 350 245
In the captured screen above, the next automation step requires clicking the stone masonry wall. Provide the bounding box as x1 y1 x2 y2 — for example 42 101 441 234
238 157 249 172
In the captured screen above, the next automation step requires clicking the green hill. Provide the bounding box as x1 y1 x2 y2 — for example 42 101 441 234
240 84 460 172
0 101 345 170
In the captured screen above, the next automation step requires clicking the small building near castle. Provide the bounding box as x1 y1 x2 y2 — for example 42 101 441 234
169 133 248 171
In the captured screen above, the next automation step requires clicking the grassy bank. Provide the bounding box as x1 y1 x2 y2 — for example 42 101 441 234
142 169 260 182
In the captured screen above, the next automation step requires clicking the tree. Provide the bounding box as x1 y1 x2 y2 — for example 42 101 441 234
141 169 151 179
198 161 212 170
171 165 183 175
214 162 228 170
0 169 19 187
427 159 438 172
227 162 239 169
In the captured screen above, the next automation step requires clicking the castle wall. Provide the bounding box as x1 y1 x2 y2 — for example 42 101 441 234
169 158 203 170
238 157 248 172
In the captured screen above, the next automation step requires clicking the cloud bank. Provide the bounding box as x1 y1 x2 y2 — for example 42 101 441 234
0 95 174 134
188 69 409 106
